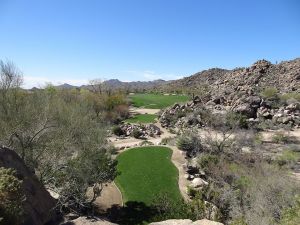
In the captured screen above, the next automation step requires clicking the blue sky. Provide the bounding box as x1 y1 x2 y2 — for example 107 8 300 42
0 0 299 88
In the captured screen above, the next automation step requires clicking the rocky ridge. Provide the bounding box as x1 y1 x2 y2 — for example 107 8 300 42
159 59 300 130
163 58 300 94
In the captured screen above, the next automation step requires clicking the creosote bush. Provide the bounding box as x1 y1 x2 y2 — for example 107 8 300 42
260 87 278 99
272 132 290 143
132 129 143 139
176 132 204 157
112 125 124 136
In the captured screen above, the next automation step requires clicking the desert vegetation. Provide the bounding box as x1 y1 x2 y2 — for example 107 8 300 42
1 58 300 225
0 60 125 218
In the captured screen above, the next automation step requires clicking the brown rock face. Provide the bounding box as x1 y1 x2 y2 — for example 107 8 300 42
0 146 56 225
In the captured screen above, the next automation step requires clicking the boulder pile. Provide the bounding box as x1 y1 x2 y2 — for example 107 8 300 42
159 98 300 129
160 58 300 130
119 123 161 138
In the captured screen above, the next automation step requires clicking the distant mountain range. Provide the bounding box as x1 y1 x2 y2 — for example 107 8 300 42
36 79 170 91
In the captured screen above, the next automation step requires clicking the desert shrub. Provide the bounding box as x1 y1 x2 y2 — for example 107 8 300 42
151 192 206 222
114 104 130 119
280 196 300 225
132 129 143 139
260 87 278 99
195 108 213 126
225 112 248 129
272 132 290 143
230 218 248 225
162 110 189 127
208 159 300 225
176 132 204 157
160 137 176 146
0 168 24 225
276 149 300 167
280 92 300 103
55 148 117 214
107 145 118 155
198 154 219 172
151 193 192 221
254 133 263 145
140 140 154 146
168 128 177 134
112 125 124 136
258 119 292 130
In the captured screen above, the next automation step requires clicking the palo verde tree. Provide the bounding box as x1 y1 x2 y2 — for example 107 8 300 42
0 60 118 215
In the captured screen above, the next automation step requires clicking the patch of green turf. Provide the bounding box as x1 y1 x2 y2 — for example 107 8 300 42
129 94 189 109
115 146 182 206
124 114 157 124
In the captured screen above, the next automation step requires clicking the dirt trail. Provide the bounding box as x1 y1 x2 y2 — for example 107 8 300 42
168 145 190 201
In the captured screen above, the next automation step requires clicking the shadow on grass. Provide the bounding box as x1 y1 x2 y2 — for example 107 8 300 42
106 201 157 225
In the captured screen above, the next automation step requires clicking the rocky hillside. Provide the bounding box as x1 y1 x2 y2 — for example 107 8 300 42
159 58 300 130
163 58 300 95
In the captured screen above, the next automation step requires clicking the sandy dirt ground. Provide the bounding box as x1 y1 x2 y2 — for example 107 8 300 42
129 107 161 115
93 182 123 212
168 145 190 201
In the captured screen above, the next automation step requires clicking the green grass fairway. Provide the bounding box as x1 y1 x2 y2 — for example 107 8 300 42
115 146 182 205
129 94 189 109
124 114 157 124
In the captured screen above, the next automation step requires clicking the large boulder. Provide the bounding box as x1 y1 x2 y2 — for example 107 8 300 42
191 178 208 188
63 217 118 225
233 103 256 118
0 146 56 225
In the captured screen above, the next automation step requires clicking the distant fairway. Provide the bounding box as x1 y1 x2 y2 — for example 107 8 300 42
124 114 157 124
115 146 181 205
129 93 189 109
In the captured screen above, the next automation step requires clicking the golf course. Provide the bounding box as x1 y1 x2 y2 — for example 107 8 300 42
115 146 182 205
129 93 189 109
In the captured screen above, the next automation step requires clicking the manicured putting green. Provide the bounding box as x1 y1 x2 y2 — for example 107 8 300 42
115 146 182 205
129 94 189 109
124 114 157 124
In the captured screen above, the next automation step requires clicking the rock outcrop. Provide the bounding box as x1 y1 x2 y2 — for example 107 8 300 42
164 58 300 94
62 217 118 225
117 123 161 138
160 58 300 129
150 219 223 225
0 146 56 225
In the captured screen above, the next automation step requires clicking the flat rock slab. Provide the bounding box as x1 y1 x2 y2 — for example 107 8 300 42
150 219 223 225
64 217 117 225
